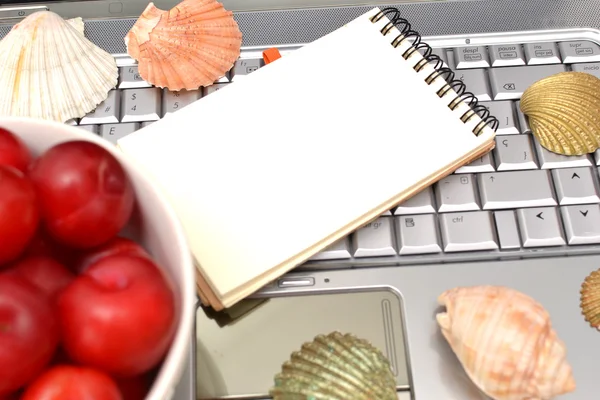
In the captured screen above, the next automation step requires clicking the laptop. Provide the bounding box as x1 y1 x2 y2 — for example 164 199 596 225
2 0 600 398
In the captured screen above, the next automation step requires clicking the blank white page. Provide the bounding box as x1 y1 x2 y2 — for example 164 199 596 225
117 7 495 304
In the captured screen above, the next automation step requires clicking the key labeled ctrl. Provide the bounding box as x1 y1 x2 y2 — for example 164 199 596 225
439 211 499 252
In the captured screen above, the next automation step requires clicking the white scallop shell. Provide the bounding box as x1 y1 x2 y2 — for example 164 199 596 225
0 11 118 123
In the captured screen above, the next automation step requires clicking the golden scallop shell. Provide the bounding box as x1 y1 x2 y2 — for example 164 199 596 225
269 331 397 400
580 269 600 329
520 71 600 155
437 285 576 400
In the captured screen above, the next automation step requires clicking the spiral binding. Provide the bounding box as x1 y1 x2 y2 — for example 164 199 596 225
370 7 499 136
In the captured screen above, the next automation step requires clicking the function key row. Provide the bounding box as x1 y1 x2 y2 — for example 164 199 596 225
450 40 600 69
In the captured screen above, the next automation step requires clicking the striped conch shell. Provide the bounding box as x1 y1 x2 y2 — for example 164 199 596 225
436 285 576 400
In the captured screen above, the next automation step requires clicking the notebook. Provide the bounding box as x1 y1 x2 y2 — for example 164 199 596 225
116 6 498 311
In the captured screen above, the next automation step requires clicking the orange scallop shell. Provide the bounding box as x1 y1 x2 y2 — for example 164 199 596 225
124 0 242 91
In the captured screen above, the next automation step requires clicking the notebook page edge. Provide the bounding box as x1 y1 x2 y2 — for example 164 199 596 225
218 136 496 308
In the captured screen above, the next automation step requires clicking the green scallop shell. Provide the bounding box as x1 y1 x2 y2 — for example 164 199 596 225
269 331 397 400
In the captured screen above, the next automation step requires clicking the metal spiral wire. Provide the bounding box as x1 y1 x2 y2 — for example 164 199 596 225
370 7 500 135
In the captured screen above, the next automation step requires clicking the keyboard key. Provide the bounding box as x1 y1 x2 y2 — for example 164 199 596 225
478 170 557 209
489 44 526 67
394 187 436 215
77 125 98 134
231 58 264 81
571 62 600 78
455 152 495 174
455 69 491 100
558 40 600 63
215 73 230 83
435 174 480 212
204 83 230 96
439 211 498 252
352 217 396 257
523 42 561 65
552 167 600 205
516 207 565 247
561 204 600 245
162 89 201 117
121 88 161 123
80 89 120 125
534 139 593 169
309 238 351 260
419 47 449 67
118 66 151 89
489 64 566 100
65 119 77 126
396 214 442 255
453 46 490 69
493 210 521 249
515 100 531 133
478 101 519 135
431 48 448 66
141 121 154 128
493 135 538 170
594 150 600 166
100 123 140 144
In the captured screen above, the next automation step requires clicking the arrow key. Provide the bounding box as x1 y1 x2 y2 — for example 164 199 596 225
551 167 600 205
517 207 565 247
560 204 600 245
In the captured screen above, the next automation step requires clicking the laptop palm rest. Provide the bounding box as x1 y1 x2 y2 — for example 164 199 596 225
195 289 411 399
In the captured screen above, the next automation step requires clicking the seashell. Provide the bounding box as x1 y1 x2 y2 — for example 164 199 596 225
580 268 600 330
0 11 118 123
269 331 397 400
67 16 84 35
520 71 600 155
436 285 576 400
124 0 243 91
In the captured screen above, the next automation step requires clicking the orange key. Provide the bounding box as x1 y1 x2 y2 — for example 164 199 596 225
263 48 282 64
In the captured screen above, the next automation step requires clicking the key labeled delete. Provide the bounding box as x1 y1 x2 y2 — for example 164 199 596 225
489 64 565 100
559 40 600 63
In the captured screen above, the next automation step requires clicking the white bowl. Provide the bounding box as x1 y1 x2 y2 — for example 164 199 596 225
0 117 196 400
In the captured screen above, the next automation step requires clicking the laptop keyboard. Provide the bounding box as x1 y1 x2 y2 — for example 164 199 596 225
64 34 600 269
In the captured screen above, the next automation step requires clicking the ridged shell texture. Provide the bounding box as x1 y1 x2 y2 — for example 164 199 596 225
0 11 118 122
437 285 576 400
124 0 242 91
520 71 600 155
580 268 600 330
269 331 397 400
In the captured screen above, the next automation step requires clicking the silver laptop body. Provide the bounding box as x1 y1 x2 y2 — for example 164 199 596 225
2 0 600 399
